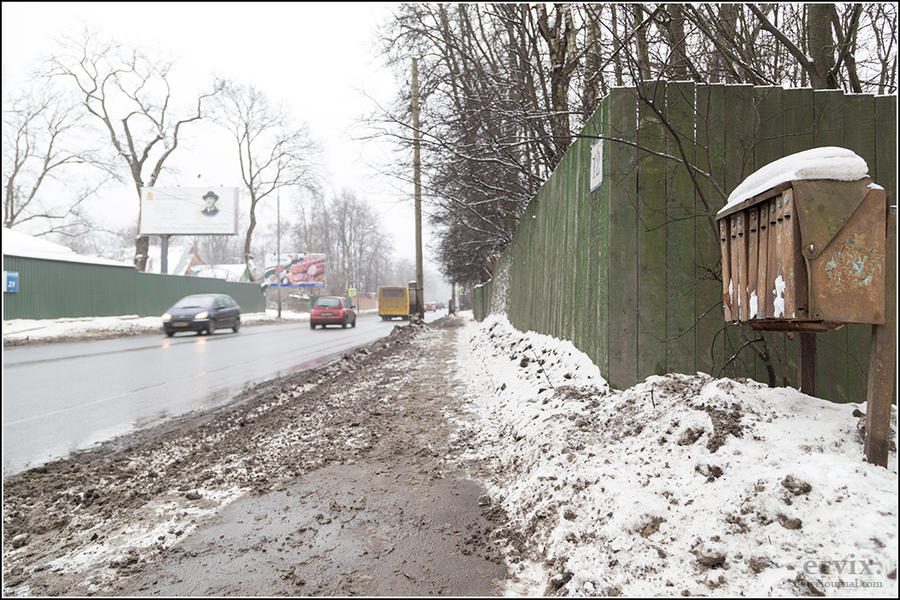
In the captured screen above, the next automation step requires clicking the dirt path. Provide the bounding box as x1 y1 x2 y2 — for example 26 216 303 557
3 317 507 596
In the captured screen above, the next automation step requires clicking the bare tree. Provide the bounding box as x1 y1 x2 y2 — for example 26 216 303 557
374 2 896 287
211 80 320 280
48 32 220 270
291 190 395 294
867 3 898 94
3 85 110 237
374 1 896 385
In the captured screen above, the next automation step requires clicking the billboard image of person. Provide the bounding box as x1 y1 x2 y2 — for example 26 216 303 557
201 191 219 217
140 187 238 235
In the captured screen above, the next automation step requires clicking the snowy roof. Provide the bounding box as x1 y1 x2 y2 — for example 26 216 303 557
718 147 869 216
2 228 135 268
144 244 202 275
188 263 249 282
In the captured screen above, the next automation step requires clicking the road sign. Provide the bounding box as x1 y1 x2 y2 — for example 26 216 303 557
4 271 18 293
589 139 604 192
348 287 357 297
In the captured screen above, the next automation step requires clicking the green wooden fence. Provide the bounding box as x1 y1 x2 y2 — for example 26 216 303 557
474 82 896 403
3 255 266 320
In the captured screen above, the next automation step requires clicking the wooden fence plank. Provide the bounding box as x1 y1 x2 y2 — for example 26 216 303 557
539 184 550 333
638 80 668 378
557 155 569 339
573 133 591 358
874 96 897 196
754 86 788 387
723 84 757 377
608 87 639 388
844 93 877 403
580 107 600 366
569 145 581 344
550 178 558 336
781 87 816 389
536 188 549 333
556 156 568 339
596 97 611 375
873 94 896 406
665 81 696 376
527 201 538 328
813 89 848 402
694 84 727 378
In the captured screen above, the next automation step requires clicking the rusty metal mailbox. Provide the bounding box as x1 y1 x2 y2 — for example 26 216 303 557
716 177 887 331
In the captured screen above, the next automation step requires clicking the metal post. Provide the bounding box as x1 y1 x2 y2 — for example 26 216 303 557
276 189 282 319
160 235 169 274
412 57 424 320
798 333 816 396
865 201 896 467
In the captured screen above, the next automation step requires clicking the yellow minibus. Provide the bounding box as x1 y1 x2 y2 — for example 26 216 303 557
378 286 409 320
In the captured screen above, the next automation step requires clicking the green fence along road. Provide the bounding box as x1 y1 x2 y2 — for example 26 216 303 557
473 83 896 404
3 255 265 320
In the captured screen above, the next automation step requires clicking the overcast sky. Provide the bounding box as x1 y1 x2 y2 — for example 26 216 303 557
2 2 439 271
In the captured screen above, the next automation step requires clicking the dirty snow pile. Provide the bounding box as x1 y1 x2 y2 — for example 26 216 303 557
455 314 897 597
2 315 171 343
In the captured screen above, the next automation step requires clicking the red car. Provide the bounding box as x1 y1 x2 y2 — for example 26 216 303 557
310 296 357 329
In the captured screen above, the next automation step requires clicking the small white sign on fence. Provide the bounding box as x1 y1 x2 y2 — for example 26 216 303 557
589 139 604 192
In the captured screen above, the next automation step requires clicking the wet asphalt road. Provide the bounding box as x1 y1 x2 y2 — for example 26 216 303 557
2 313 442 476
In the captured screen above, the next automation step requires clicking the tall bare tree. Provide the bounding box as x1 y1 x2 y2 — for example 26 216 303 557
49 32 219 270
375 2 896 286
211 81 320 280
3 85 109 237
291 190 395 295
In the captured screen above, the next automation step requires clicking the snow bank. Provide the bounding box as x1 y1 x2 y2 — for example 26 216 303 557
456 314 897 597
719 147 869 215
1 308 380 344
2 310 308 344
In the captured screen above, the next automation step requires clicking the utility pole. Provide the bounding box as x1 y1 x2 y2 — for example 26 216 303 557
412 57 425 321
276 188 282 319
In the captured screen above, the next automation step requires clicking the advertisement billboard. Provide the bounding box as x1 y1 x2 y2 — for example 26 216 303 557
264 253 326 287
139 187 239 235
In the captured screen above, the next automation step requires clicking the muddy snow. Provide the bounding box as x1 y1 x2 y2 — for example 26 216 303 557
2 318 506 596
2 312 897 597
454 314 897 597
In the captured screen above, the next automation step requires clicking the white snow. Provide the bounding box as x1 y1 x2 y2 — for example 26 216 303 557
719 147 869 215
2 227 134 268
773 275 786 318
5 308 897 597
188 263 249 281
454 313 898 597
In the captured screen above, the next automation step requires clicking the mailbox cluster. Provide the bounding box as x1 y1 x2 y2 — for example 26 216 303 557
717 177 887 332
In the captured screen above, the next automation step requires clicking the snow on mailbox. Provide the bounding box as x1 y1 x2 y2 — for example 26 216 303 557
715 147 887 332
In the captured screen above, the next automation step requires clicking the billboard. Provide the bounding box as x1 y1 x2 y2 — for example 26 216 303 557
139 187 239 235
264 253 326 287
